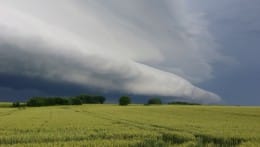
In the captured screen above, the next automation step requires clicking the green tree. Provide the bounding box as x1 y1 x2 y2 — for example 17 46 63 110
69 97 82 105
76 94 106 104
97 96 106 104
147 98 162 105
27 97 46 106
119 96 131 106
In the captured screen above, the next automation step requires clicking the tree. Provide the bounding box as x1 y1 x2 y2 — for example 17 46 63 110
27 97 46 106
53 97 69 105
97 96 106 104
27 97 70 106
69 97 82 105
26 95 105 107
168 101 200 105
76 94 106 104
147 98 162 105
119 96 131 106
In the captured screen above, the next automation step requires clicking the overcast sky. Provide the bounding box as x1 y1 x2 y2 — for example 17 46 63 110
190 0 260 105
0 0 259 105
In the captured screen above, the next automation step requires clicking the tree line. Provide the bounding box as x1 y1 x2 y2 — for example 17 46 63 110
12 95 200 107
25 94 106 107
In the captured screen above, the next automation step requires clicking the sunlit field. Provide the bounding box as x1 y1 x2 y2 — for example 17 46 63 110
0 104 259 146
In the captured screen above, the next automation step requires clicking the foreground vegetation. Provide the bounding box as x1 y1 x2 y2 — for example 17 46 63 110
0 104 259 146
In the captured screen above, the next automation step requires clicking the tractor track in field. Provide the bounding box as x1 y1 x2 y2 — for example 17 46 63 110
82 110 157 131
76 109 247 147
0 109 19 117
79 109 182 133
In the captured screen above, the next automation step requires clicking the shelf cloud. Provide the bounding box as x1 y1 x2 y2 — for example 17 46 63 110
0 0 224 103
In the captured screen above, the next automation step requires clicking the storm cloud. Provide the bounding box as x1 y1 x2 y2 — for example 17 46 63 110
0 0 225 103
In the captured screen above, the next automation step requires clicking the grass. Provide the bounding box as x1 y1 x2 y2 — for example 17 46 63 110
0 104 259 146
0 102 12 108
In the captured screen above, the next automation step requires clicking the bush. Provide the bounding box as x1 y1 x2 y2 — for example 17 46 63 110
119 96 131 106
147 98 162 105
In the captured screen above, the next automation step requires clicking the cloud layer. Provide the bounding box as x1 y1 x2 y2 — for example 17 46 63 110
0 0 223 103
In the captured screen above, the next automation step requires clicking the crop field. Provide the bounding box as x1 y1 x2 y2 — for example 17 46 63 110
0 104 259 147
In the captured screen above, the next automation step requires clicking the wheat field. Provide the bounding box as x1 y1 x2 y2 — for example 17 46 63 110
0 104 259 146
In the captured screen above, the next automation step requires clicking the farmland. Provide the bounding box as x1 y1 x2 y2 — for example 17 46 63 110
0 104 259 146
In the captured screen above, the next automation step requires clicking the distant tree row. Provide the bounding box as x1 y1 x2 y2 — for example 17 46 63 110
118 97 200 106
76 94 106 104
12 95 200 107
26 95 106 107
168 101 200 105
118 97 162 106
147 98 162 104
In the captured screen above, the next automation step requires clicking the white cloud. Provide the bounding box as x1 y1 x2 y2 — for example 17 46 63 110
0 0 224 103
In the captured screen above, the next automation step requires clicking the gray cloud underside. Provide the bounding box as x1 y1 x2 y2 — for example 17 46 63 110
0 0 223 103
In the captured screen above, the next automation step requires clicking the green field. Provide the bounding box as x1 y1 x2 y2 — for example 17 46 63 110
0 104 259 146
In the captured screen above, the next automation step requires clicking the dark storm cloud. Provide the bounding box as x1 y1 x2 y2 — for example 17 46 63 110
0 0 229 103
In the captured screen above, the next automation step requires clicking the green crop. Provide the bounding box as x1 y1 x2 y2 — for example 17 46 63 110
0 104 259 146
